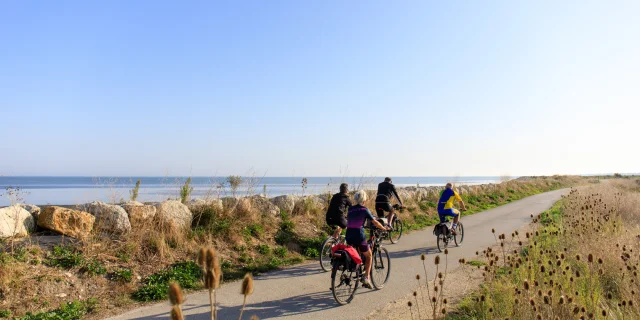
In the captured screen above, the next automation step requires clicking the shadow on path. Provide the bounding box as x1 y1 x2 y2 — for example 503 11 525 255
135 290 368 320
256 263 323 280
388 246 440 260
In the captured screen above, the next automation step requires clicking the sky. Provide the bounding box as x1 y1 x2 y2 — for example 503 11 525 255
1 1 638 177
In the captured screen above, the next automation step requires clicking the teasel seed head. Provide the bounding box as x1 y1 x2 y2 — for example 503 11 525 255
168 282 184 306
206 248 216 272
205 270 215 290
197 247 207 269
241 273 254 296
170 305 183 320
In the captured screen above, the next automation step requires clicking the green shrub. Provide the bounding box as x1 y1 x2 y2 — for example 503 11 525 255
130 179 141 201
45 246 84 269
304 247 319 258
247 224 264 238
0 310 11 318
180 177 194 204
80 260 106 276
111 268 133 283
16 299 98 320
268 256 283 268
274 247 288 258
256 244 271 255
132 261 202 302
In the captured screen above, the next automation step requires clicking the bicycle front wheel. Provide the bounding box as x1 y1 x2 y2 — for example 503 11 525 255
320 237 336 272
331 263 359 305
371 246 391 289
389 219 403 244
454 222 464 246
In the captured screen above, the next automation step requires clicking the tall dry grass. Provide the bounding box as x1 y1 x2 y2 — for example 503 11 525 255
449 179 640 320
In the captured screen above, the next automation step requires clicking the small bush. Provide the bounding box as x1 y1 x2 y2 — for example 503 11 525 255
130 179 141 201
111 268 133 283
247 224 264 238
80 260 106 276
268 256 283 268
132 261 202 302
16 299 98 320
256 244 271 255
45 246 84 269
180 177 194 204
274 247 288 258
304 247 319 258
0 310 11 318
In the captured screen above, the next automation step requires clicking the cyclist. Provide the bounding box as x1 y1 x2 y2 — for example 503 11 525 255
346 190 389 288
437 183 467 234
326 183 352 239
375 177 404 229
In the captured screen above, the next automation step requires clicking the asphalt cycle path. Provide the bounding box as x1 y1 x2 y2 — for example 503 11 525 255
109 189 567 320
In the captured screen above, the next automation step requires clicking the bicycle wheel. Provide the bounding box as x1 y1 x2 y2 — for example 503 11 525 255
320 237 336 272
371 246 391 289
436 225 449 253
388 219 403 244
331 263 359 305
454 222 464 246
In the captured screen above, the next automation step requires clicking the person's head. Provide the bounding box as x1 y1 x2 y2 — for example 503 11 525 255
384 177 392 183
354 190 368 205
445 183 453 189
339 183 348 194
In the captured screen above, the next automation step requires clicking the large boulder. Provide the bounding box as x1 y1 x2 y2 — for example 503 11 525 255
38 206 95 239
188 198 223 211
293 196 325 215
122 202 157 227
85 201 131 234
18 204 41 221
249 195 280 216
156 200 192 231
0 205 35 238
271 195 300 214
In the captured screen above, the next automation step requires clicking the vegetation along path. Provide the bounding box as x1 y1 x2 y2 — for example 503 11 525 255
108 189 568 320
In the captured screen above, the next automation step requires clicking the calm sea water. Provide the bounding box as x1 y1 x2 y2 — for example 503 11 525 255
0 176 502 206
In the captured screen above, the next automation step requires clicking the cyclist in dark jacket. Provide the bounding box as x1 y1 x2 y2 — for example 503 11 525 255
326 183 352 239
375 177 404 228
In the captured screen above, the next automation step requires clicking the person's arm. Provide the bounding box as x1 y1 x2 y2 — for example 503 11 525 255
391 185 403 206
454 190 467 211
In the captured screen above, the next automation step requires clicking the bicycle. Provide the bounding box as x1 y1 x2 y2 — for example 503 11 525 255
387 204 405 244
330 220 391 305
434 210 465 253
320 234 346 272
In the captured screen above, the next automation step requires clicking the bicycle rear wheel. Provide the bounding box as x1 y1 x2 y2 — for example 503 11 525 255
320 237 336 272
389 219 403 244
331 263 359 305
454 222 464 246
371 246 391 289
436 225 449 253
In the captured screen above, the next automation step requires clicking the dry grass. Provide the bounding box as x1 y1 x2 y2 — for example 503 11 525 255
447 179 640 320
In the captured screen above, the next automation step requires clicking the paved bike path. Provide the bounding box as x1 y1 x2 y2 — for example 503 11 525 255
108 189 567 320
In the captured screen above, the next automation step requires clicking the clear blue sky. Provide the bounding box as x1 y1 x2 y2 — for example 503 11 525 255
1 1 638 177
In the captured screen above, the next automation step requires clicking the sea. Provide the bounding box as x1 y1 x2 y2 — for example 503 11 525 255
0 176 503 206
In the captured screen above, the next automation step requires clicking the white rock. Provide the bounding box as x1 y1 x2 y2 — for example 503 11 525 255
156 200 193 231
0 205 35 238
85 201 131 234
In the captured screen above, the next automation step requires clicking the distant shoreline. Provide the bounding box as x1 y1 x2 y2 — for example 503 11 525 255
0 176 505 207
